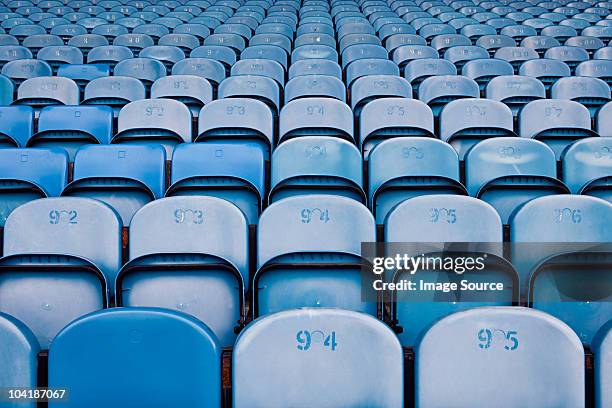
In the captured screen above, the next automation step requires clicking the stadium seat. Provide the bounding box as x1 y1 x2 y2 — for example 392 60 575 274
0 312 39 408
13 76 79 114
242 45 289 70
519 58 571 92
56 64 110 91
288 59 342 80
466 137 569 223
151 75 212 118
359 96 434 159
285 75 346 103
462 58 514 92
30 105 113 160
231 59 285 90
476 34 516 56
62 145 164 226
83 76 146 118
385 196 512 346
444 45 490 72
519 99 597 159
0 197 121 347
87 45 133 71
593 320 612 408
486 75 546 116
0 73 12 106
544 45 589 72
36 45 83 73
1 59 52 87
350 75 412 116
255 195 376 316
495 46 540 72
598 100 612 137
233 309 403 408
551 76 611 117
116 197 248 346
139 45 185 72
576 59 612 89
405 58 457 93
114 99 191 155
67 34 109 58
565 35 605 56
270 136 364 203
418 75 480 117
171 57 227 89
440 98 515 159
113 33 155 55
392 45 438 74
21 34 63 57
219 75 280 115
48 308 221 407
416 307 584 407
563 137 612 201
114 57 166 90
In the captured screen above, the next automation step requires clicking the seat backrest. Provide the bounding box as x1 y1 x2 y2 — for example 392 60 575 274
0 147 68 196
83 76 145 108
233 308 403 408
114 57 166 84
171 57 226 85
116 99 191 143
16 76 79 106
279 97 353 143
0 106 34 147
593 320 612 408
416 307 584 408
562 137 612 196
48 308 221 408
284 74 345 103
35 105 113 145
0 312 39 404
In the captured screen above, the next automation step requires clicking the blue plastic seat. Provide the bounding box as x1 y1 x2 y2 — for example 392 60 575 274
233 309 403 408
270 136 364 203
350 74 412 116
249 33 292 54
544 45 589 72
540 25 578 44
520 35 561 56
151 75 212 118
83 76 145 118
393 45 439 75
284 75 345 103
594 46 612 60
86 45 133 71
114 57 166 90
593 320 612 408
48 308 221 407
461 22 497 39
62 145 164 226
576 60 612 89
1 197 121 347
0 74 12 106
0 35 18 47
231 59 285 89
386 196 512 346
291 44 339 64
385 33 426 54
552 76 611 117
14 76 79 114
519 58 571 92
520 99 597 159
174 23 211 43
112 33 154 55
254 22 294 40
21 34 63 57
56 64 109 91
204 33 246 54
139 46 185 72
500 24 538 43
418 75 480 117
279 97 353 145
116 197 247 346
562 137 611 201
462 58 515 91
30 105 112 160
416 307 584 406
67 34 109 58
510 196 612 343
0 312 39 407
255 195 376 316
495 46 540 72
218 75 280 115
486 75 547 116
171 58 226 88
444 45 490 71
241 45 288 70
597 100 612 137
405 58 456 93
440 98 516 159
1 59 52 87
466 137 569 223
565 35 606 56
114 99 191 155
369 137 464 224
0 46 32 67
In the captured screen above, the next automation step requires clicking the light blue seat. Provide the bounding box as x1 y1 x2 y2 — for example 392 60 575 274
0 197 121 347
174 23 211 43
359 97 434 159
385 33 426 54
171 57 226 88
350 74 412 116
86 45 133 71
562 137 612 201
565 35 605 56
67 34 108 57
486 75 546 116
511 194 612 301
139 45 185 72
0 312 39 408
461 22 497 39
0 74 12 106
597 101 612 137
279 97 353 145
0 147 67 228
204 33 246 54
594 46 612 60
284 75 346 103
249 33 292 54
405 58 456 93
0 106 33 148
392 45 438 74
520 34 561 56
270 136 364 203
35 46 83 74
114 57 166 89
151 75 212 118
416 307 585 407
291 44 339 64
466 137 569 223
112 33 155 55
230 59 285 90
114 99 191 155
544 45 589 72
541 25 578 44
288 59 342 80
255 195 376 317
56 64 110 91
501 24 539 43
594 320 612 408
519 58 571 92
429 33 471 55
219 75 280 115
441 98 515 160
418 75 480 117
462 58 514 91
241 45 288 70
158 33 200 54
13 77 79 113
21 34 63 57
116 197 248 347
576 60 612 89
167 143 264 226
495 46 540 72
233 309 403 408
369 137 465 224
520 99 597 159
50 24 88 42
197 98 273 160
62 145 165 226
552 76 611 117
338 33 381 55
444 45 490 71
476 34 517 56
0 35 19 47
83 76 145 118
48 308 221 408
30 105 113 160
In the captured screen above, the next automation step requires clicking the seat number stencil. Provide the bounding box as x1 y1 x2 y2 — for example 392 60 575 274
174 209 204 224
553 208 581 224
429 208 456 224
301 208 330 224
296 330 338 351
478 328 519 351
49 210 77 225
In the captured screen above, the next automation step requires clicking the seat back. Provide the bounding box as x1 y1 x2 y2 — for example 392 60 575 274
233 308 403 408
83 76 145 117
416 307 584 407
0 105 34 147
563 137 612 201
48 308 221 408
594 320 612 408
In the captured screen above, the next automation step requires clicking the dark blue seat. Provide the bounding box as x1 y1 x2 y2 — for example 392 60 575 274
233 309 403 408
0 74 12 106
56 64 109 91
116 197 248 347
48 308 221 407
255 195 376 317
1 197 121 347
83 76 145 118
416 307 584 406
0 312 39 408
563 137 612 201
